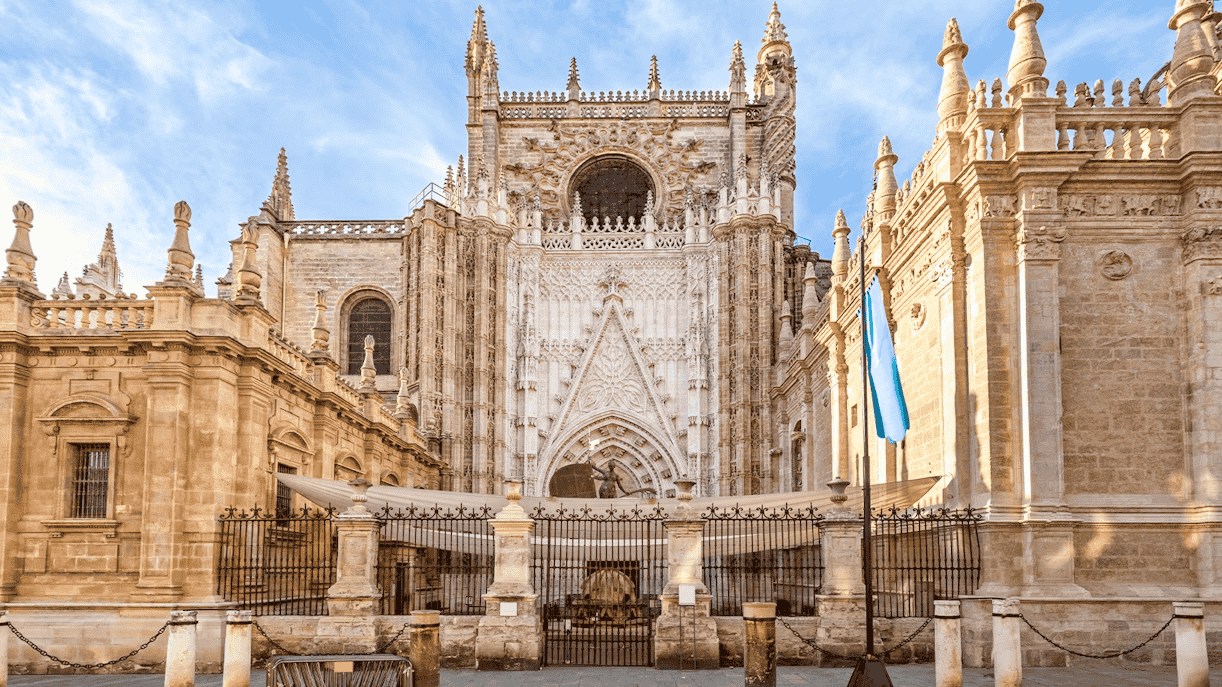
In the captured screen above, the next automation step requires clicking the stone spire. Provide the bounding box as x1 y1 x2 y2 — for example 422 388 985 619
1167 0 1218 104
873 137 899 223
4 201 36 286
465 6 487 84
75 222 123 298
567 57 581 100
164 201 195 285
1007 1 1049 103
648 55 662 98
729 40 747 96
482 40 500 102
802 261 821 322
52 272 72 298
310 289 330 353
831 210 851 280
264 148 294 221
193 264 204 291
936 18 971 134
762 2 788 45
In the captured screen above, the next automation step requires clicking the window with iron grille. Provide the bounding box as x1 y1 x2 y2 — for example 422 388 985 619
347 298 392 375
71 443 110 518
275 464 297 518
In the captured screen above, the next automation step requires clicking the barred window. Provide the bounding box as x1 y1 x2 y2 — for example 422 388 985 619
347 298 392 375
71 443 110 519
276 464 297 518
572 155 654 223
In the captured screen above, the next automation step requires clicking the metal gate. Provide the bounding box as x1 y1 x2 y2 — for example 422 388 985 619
530 504 666 666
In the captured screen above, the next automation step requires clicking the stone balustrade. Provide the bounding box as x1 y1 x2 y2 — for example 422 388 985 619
33 296 154 330
281 221 406 236
268 329 313 378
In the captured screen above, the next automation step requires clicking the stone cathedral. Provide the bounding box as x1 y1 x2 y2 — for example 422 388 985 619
6 0 1222 667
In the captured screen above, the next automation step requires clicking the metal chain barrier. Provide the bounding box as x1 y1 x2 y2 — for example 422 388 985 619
254 618 413 656
779 615 933 661
7 621 168 669
1020 614 1174 660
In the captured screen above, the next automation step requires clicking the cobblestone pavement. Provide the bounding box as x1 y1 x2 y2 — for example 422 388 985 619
7 663 1182 686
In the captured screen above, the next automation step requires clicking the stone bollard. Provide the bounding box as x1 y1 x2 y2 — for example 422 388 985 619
0 611 8 687
991 598 1021 687
164 610 198 687
934 600 962 687
409 610 440 687
1174 602 1209 687
743 602 777 687
222 610 253 687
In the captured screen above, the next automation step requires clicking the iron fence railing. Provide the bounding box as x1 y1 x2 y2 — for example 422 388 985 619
701 504 824 617
870 506 983 618
217 506 339 616
374 504 494 616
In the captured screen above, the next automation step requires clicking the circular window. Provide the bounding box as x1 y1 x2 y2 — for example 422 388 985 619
571 156 654 222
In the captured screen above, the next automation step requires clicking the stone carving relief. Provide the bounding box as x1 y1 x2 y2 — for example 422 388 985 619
984 196 1016 218
1182 226 1222 262
1021 188 1056 211
1060 194 1181 217
1197 188 1222 210
504 121 718 217
911 302 927 330
1099 251 1133 281
1204 276 1222 296
1016 225 1068 261
577 320 647 413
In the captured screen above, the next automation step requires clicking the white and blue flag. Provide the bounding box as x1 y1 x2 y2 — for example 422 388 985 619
863 277 910 443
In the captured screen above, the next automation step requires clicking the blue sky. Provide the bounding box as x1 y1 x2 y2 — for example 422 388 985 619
0 0 1173 295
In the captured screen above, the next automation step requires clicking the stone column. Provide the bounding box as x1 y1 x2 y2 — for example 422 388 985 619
991 598 1021 687
655 478 719 669
164 610 197 687
409 610 440 687
934 600 962 687
815 478 866 663
222 610 252 687
743 603 777 687
0 611 8 687
327 479 382 616
1174 602 1209 687
476 479 541 671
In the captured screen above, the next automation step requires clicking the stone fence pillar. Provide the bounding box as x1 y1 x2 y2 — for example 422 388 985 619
0 611 8 687
327 479 382 616
1174 602 1209 687
991 598 1021 687
164 610 197 687
476 479 541 671
223 610 252 687
934 600 962 687
655 478 718 669
743 602 777 687
815 478 866 662
409 610 441 687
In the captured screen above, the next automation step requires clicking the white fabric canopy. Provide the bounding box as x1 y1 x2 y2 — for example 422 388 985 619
277 473 940 561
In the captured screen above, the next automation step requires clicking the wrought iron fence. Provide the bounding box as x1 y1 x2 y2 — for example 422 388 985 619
870 506 983 618
702 504 824 617
217 506 339 616
530 504 667 667
374 503 494 616
217 503 494 616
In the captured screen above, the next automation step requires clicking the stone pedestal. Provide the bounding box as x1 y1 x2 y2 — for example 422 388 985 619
743 603 777 687
1174 602 1209 687
934 600 962 687
327 480 382 617
222 610 252 687
409 610 441 687
476 481 541 671
991 599 1021 687
656 483 720 670
164 610 197 687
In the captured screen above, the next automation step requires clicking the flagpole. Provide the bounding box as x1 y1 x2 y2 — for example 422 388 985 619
859 234 875 659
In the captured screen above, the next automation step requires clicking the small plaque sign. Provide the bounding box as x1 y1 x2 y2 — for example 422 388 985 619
678 583 696 607
500 601 518 617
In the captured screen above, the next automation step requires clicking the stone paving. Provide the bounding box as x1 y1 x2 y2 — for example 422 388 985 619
6 663 1183 686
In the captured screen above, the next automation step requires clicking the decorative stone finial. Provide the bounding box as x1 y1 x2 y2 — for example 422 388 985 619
762 2 788 45
346 478 372 515
235 223 262 302
802 261 821 320
264 147 295 221
52 271 72 298
359 335 377 390
827 476 851 515
310 290 330 353
5 201 36 285
395 366 411 416
780 299 794 345
729 41 747 95
874 136 899 221
572 191 583 218
1167 0 1218 104
937 18 971 133
831 211 851 279
164 201 195 284
647 55 662 97
1007 1 1049 103
567 57 581 100
193 264 204 290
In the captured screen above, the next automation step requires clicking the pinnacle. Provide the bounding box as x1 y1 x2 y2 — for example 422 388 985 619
648 55 661 91
878 136 895 160
943 18 965 49
763 1 788 43
835 209 849 229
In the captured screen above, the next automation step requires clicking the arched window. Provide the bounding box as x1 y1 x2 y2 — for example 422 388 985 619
347 298 392 375
571 155 654 222
334 456 363 482
380 473 400 487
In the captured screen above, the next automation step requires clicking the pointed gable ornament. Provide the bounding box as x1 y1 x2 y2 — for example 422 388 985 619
567 57 582 100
